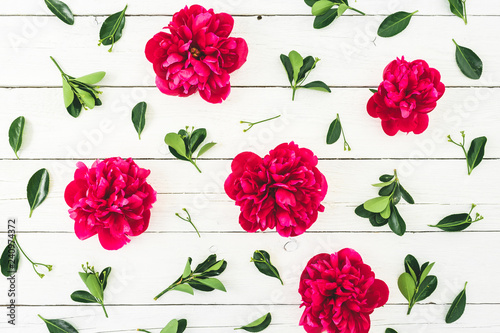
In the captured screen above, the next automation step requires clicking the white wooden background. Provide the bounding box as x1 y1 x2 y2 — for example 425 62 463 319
1 0 499 332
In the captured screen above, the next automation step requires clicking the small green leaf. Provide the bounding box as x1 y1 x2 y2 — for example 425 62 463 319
311 0 335 16
182 258 192 279
378 183 395 197
363 196 390 213
453 39 483 80
326 117 341 145
414 275 438 302
377 11 418 38
429 213 472 232
386 329 398 333
27 168 50 218
446 282 467 324
205 260 225 272
448 0 466 24
44 0 74 25
419 262 435 284
9 116 25 159
400 185 414 204
302 81 331 92
84 274 103 301
252 250 283 285
337 3 348 16
197 142 217 158
189 128 207 153
388 205 406 236
75 88 95 109
380 204 391 219
235 313 272 332
131 102 147 140
38 315 79 333
194 254 217 273
1 241 19 277
313 8 338 29
160 319 178 333
355 204 373 218
379 174 394 182
70 290 98 303
280 54 293 85
369 214 388 227
297 56 317 82
99 267 112 291
75 72 106 85
196 278 226 292
404 255 421 281
165 133 187 158
99 5 128 51
467 136 487 173
62 80 74 108
398 272 416 302
66 97 82 118
288 51 303 83
171 284 194 295
372 179 395 187
369 88 378 94
304 0 319 7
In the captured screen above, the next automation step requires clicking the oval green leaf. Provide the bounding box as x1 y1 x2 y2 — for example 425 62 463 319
44 0 74 25
38 314 79 333
99 5 128 51
313 8 338 29
189 128 207 153
404 254 421 281
1 241 19 277
326 118 341 145
355 204 373 218
379 174 394 182
377 11 418 38
400 185 415 204
453 39 483 80
388 205 406 236
66 97 82 118
446 282 467 324
75 88 95 109
398 272 416 302
297 56 316 83
419 262 435 286
386 329 398 333
131 102 147 140
311 0 335 16
363 196 390 213
84 274 103 300
75 72 106 85
196 278 226 292
288 51 303 83
165 133 187 158
197 142 217 158
280 54 293 85
467 136 487 173
414 275 438 302
302 81 331 92
160 319 178 333
70 290 98 303
9 116 25 159
252 250 283 285
236 313 272 332
99 267 112 291
429 213 471 232
448 0 466 24
27 168 50 218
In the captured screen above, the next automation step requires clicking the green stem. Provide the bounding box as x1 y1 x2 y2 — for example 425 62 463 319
100 302 109 318
15 152 19 160
292 87 297 101
349 7 366 15
240 115 281 132
137 330 152 333
189 159 202 173
463 0 468 25
49 56 67 77
176 209 201 237
13 236 52 278
154 275 195 300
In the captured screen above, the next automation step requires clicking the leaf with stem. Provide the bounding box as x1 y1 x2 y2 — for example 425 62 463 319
251 250 283 285
38 314 79 333
9 116 25 159
429 204 483 231
99 5 128 52
235 313 272 332
448 131 487 175
446 282 468 323
452 39 483 80
27 168 50 218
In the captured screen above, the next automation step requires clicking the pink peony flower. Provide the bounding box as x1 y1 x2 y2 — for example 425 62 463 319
299 249 389 333
367 56 445 136
64 158 157 250
224 142 328 237
145 5 248 104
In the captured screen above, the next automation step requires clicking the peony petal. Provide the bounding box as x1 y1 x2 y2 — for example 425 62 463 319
97 228 130 250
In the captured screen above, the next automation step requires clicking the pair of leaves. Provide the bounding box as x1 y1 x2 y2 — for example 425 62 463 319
235 313 272 332
429 204 484 231
39 315 79 333
71 264 111 318
453 39 483 80
306 0 365 29
27 168 50 218
9 116 25 159
448 132 487 175
280 51 330 101
99 5 128 52
446 282 467 323
398 255 437 314
44 0 74 25
252 250 283 285
378 11 418 38
131 102 147 139
326 114 351 151
164 127 216 173
448 0 467 25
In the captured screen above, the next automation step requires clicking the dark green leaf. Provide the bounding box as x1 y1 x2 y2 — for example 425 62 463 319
453 39 483 80
326 117 341 144
446 282 467 324
235 313 272 332
302 81 331 92
355 204 373 218
404 254 420 281
379 174 394 182
378 183 395 196
304 0 319 7
448 0 466 24
38 315 79 333
388 206 406 236
400 185 414 204
429 213 471 232
9 116 25 159
194 254 217 273
27 168 50 217
99 267 112 291
189 128 207 153
70 290 98 303
467 136 487 173
369 88 378 94
188 280 215 292
177 319 187 333
377 11 418 38
280 54 293 85
252 250 283 285
392 184 402 205
369 214 388 227
386 329 398 333
169 147 189 161
313 8 338 29
311 0 335 16
44 0 74 25
131 102 147 140
66 97 82 118
398 272 416 302
297 56 316 82
99 5 128 51
414 275 438 302
1 241 19 277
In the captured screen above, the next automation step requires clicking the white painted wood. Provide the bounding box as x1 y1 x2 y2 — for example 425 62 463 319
1 1 499 332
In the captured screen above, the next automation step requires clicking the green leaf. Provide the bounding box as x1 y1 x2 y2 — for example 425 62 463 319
304 0 319 7
252 250 283 285
75 88 95 109
400 185 414 204
27 168 50 218
195 278 226 292
66 97 82 118
386 329 398 333
99 5 128 51
177 319 187 333
62 79 74 108
38 315 79 333
84 274 103 301
414 275 438 302
467 136 487 173
99 267 112 291
337 3 348 16
1 241 19 277
288 51 303 83
131 102 147 140
160 319 178 333
75 72 106 85
197 142 217 158
302 81 331 92
392 184 402 204
205 260 225 273
378 183 395 197
9 116 25 159
448 0 466 24
379 174 394 182
165 133 187 158
372 179 395 187
355 204 373 218
311 0 335 16
398 272 416 302
429 213 472 232
194 254 217 273
70 290 98 303
44 0 74 25
453 39 483 80
377 11 418 38
380 204 391 219
171 284 194 295
182 258 192 279
363 196 390 213
280 54 293 85
189 128 207 153
446 282 467 324
419 262 435 284
404 255 421 281
388 205 406 236
297 56 316 83
313 8 338 29
369 214 388 227
235 313 272 332
326 117 341 145
369 88 378 94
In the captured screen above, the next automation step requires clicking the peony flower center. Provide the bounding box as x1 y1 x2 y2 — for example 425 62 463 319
190 46 202 59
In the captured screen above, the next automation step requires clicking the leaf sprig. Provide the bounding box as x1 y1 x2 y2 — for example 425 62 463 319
176 208 200 238
154 254 227 301
138 319 187 333
71 263 112 318
355 169 414 236
235 313 272 332
99 5 128 52
50 56 105 118
240 115 281 132
326 113 350 151
398 255 437 315
251 250 283 285
448 131 487 175
164 127 216 173
448 0 468 25
1 235 53 278
306 0 365 29
280 51 331 101
429 204 483 231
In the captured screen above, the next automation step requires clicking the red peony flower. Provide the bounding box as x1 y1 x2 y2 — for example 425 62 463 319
299 249 389 333
145 5 248 104
367 56 445 136
64 158 157 250
224 142 328 237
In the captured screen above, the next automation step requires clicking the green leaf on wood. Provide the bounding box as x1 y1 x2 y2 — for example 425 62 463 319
44 0 74 25
378 11 418 38
131 102 147 140
446 282 467 323
27 168 50 218
9 116 25 159
99 5 128 52
453 39 483 80
235 313 272 332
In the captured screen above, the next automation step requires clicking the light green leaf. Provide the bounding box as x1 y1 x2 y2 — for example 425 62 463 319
288 51 303 83
75 71 106 85
62 79 74 108
171 284 194 295
75 88 95 109
311 0 334 16
182 258 192 279
160 319 178 333
398 272 416 302
196 278 226 292
337 3 348 16
84 274 103 301
197 142 217 158
363 196 390 213
165 133 187 158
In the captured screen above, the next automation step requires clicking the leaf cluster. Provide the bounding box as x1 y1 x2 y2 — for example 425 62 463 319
71 263 112 318
448 131 487 175
305 0 365 29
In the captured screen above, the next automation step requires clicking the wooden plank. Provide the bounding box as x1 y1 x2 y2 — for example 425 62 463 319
2 16 499 87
